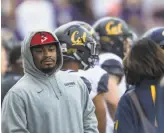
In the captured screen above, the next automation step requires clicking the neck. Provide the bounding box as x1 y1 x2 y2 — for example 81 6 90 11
41 68 56 75
62 61 79 72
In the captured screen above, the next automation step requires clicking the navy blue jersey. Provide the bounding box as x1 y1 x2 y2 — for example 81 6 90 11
114 79 159 133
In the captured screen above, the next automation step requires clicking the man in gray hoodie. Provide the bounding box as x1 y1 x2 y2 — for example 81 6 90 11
1 31 99 133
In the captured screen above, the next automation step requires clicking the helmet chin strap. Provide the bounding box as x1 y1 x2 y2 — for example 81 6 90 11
63 55 75 60
81 61 88 70
73 53 88 70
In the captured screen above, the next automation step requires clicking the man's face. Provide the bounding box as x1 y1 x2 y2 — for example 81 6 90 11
31 44 57 73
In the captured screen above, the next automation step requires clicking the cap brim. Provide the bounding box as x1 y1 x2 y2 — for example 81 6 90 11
30 41 59 48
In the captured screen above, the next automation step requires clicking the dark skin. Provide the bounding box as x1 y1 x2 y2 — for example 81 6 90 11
103 75 120 121
62 60 80 72
31 43 57 74
93 94 106 133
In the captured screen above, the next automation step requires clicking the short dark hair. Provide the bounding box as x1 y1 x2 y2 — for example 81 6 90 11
124 38 164 85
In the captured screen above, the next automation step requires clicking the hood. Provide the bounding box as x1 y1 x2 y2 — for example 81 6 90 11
21 31 63 79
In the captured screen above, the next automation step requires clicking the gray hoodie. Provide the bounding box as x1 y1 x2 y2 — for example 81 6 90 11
1 31 99 133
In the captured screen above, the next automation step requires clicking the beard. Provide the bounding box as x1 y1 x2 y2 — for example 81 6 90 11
41 67 55 74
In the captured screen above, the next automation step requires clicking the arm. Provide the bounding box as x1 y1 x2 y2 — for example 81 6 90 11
114 95 134 133
93 94 106 133
79 79 99 133
2 91 30 133
103 75 120 121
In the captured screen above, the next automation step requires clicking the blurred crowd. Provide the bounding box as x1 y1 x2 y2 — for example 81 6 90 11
1 0 164 75
1 0 164 39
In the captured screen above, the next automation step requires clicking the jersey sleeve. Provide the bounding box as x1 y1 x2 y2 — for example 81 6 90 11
97 73 109 93
80 76 92 93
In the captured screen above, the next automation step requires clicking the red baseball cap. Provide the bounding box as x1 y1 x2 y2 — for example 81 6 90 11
30 32 58 47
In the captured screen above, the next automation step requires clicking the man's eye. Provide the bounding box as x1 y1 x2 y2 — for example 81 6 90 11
35 49 42 52
49 48 56 51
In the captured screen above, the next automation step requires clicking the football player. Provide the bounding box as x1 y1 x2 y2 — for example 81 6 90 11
54 22 109 133
93 17 133 133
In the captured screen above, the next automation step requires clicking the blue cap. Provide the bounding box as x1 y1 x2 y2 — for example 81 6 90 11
147 28 164 48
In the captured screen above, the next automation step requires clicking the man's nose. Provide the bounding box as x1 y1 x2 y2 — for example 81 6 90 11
43 49 51 56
